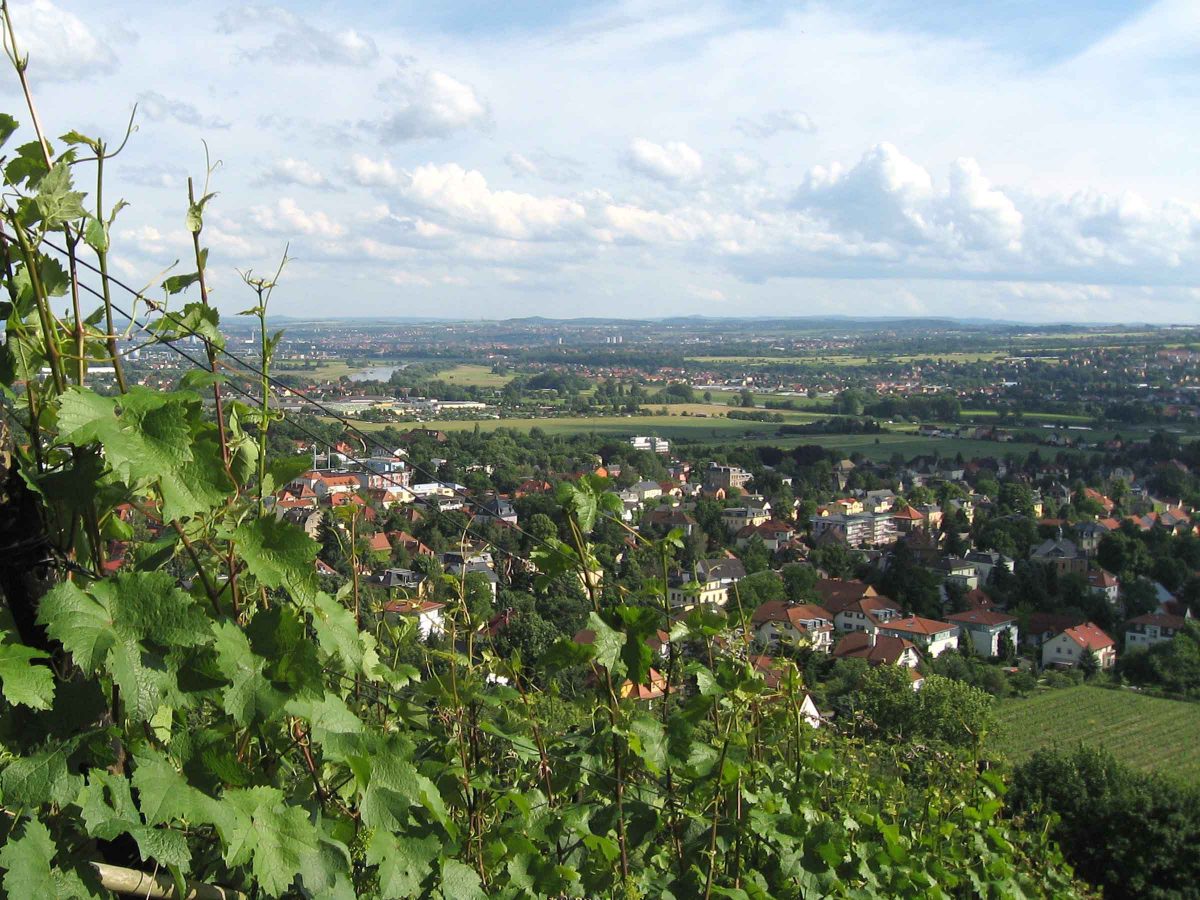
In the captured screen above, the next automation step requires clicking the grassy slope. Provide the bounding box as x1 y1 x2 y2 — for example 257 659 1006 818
993 685 1200 782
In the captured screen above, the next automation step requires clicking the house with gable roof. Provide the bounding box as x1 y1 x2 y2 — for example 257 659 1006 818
1041 622 1116 669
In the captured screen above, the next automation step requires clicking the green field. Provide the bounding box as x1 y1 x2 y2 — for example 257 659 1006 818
993 685 1200 782
434 364 514 387
316 411 1058 461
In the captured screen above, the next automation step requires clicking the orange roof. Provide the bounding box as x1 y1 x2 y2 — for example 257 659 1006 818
879 615 956 636
833 632 918 666
946 609 1015 627
893 505 925 521
1060 622 1114 652
367 532 392 553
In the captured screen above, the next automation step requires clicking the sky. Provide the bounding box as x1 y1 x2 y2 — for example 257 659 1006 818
4 0 1199 322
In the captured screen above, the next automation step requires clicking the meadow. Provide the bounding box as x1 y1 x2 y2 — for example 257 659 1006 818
993 685 1200 783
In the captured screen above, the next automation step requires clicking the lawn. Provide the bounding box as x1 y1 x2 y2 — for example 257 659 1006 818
434 364 514 388
992 685 1200 783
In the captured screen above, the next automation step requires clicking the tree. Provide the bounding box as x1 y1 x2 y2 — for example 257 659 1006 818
1009 746 1200 900
997 628 1017 664
781 563 817 603
739 536 771 574
730 570 785 611
739 388 755 408
1079 647 1100 680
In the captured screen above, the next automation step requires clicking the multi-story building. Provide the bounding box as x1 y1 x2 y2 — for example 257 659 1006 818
703 463 752 492
809 512 896 548
1125 612 1191 650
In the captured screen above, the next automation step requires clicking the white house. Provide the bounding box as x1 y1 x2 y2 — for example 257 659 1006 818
1125 612 1191 650
875 616 959 658
383 599 446 641
751 602 835 652
1041 622 1116 669
667 558 746 610
946 609 1018 658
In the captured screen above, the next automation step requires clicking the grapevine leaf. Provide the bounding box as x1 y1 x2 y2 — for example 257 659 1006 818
584 611 623 673
211 621 285 726
0 113 18 149
218 787 326 898
247 606 323 696
0 739 84 807
263 454 314 495
0 819 56 899
78 770 190 868
439 858 486 900
83 216 109 253
37 580 115 671
35 160 88 227
132 750 219 827
234 515 318 602
367 830 438 898
5 140 50 187
0 641 55 709
625 713 668 775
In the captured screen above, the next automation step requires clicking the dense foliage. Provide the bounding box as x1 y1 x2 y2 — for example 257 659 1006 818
1009 746 1200 900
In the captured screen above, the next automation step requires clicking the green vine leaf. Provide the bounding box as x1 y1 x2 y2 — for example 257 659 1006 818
35 160 87 228
0 640 55 709
0 817 102 899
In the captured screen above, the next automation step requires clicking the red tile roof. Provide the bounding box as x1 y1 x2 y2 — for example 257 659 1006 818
1060 622 1115 652
947 609 1016 627
879 615 956 637
833 632 918 666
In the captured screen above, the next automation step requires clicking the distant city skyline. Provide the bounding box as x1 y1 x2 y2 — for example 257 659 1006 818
7 0 1199 322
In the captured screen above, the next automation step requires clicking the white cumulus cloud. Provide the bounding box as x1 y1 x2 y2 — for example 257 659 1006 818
399 163 587 241
625 138 703 184
257 157 332 189
8 0 116 80
376 68 488 141
250 198 346 240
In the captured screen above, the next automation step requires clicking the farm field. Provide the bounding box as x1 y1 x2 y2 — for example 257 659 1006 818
993 685 1200 783
275 359 372 379
434 364 514 387
315 411 1056 461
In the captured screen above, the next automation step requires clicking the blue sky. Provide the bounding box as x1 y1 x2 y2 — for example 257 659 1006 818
3 0 1197 322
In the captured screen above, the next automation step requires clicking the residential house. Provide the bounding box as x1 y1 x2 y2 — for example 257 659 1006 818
931 557 979 591
833 632 925 689
1086 568 1120 604
667 558 747 610
735 520 794 552
703 463 752 492
1041 622 1116 669
864 489 897 513
1125 612 1192 649
643 508 698 536
477 495 518 526
875 616 960 658
1074 521 1111 556
916 504 943 530
892 505 926 533
722 506 771 532
383 599 445 640
630 480 663 502
1023 612 1084 649
282 507 322 539
370 567 425 592
751 602 835 652
946 609 1018 657
1031 536 1089 576
964 550 1014 585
